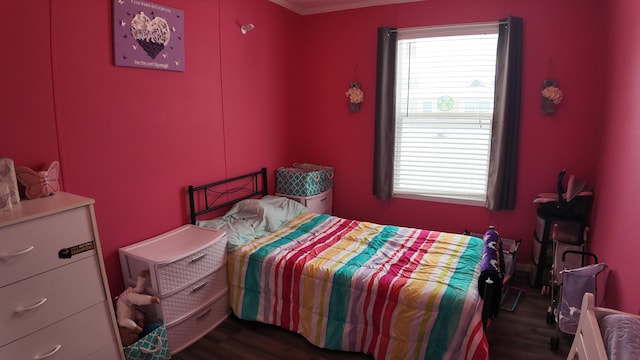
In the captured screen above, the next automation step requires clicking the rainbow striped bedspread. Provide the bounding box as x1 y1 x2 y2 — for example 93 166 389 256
227 212 489 360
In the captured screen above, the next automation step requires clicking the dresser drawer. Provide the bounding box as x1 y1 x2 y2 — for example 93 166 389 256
0 302 120 360
0 206 96 287
147 267 228 325
0 256 105 345
166 291 230 354
120 225 226 297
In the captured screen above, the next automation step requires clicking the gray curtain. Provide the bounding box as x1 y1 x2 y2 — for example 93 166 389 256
373 27 397 200
486 16 523 210
373 18 523 209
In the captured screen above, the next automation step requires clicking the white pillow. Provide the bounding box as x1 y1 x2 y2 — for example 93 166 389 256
197 195 307 251
259 195 308 231
197 217 258 252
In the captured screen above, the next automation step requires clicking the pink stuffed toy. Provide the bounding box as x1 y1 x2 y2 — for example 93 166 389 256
115 270 160 345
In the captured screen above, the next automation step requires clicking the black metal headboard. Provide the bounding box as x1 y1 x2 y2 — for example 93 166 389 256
187 167 268 224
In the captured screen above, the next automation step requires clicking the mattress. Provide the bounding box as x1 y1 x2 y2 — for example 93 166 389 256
227 212 488 360
600 313 640 360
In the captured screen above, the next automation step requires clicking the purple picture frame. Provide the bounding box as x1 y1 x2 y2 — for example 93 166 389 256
113 0 184 72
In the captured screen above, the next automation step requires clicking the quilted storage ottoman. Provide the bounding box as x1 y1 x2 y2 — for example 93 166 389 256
276 164 333 196
123 323 171 360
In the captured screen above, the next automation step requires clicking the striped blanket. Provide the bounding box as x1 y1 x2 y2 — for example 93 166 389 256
227 212 489 360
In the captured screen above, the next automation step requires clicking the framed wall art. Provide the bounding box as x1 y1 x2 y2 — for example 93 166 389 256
113 0 185 72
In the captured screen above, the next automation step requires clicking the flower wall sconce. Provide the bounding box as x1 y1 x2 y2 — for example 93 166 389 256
346 82 364 112
541 79 563 115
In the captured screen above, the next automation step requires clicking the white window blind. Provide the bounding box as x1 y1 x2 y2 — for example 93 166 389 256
393 24 499 203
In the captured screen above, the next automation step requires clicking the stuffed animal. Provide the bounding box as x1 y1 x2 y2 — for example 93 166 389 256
119 322 143 348
115 270 160 346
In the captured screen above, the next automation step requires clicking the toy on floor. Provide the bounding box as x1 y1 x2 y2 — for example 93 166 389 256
115 270 160 346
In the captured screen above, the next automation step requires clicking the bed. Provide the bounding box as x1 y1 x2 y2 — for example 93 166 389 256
187 168 496 360
567 292 640 360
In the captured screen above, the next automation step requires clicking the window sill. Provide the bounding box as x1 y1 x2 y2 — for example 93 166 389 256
393 193 485 207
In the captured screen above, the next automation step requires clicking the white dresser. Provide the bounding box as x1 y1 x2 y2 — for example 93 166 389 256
0 192 123 359
118 225 229 354
276 188 333 214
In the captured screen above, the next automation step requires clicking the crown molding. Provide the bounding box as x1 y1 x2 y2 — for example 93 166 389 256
270 0 425 16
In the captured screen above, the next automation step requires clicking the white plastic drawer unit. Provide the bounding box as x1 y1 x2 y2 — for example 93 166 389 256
305 189 333 214
276 188 333 215
119 225 227 296
119 225 228 355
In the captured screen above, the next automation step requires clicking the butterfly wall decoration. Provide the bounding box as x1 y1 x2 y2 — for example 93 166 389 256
15 161 61 199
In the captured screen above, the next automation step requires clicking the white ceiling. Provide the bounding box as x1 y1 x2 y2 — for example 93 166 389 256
270 0 425 15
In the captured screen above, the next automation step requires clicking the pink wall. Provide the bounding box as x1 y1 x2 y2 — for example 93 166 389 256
1 2 59 166
293 0 606 270
1 0 300 297
218 0 304 174
590 0 640 313
4 0 635 312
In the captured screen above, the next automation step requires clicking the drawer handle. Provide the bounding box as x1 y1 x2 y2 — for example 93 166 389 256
191 282 208 292
15 297 48 313
196 308 212 320
1 245 35 259
190 253 207 263
32 344 62 359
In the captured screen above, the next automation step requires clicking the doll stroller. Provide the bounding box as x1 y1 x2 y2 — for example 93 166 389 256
547 250 607 350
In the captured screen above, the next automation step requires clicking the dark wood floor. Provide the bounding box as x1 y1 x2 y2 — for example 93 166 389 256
172 271 572 359
486 272 571 360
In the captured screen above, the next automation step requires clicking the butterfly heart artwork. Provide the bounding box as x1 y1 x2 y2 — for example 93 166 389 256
15 161 61 199
112 0 184 72
130 12 171 59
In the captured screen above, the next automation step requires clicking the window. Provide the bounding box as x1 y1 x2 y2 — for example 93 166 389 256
393 24 499 204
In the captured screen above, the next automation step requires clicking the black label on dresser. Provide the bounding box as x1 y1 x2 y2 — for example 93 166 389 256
58 241 96 259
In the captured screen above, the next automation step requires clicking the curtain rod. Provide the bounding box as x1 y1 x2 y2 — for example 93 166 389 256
389 20 508 34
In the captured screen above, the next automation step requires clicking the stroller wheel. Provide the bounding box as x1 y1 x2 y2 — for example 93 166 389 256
550 336 559 350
